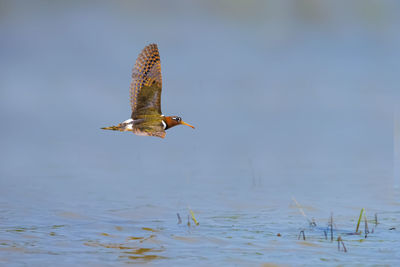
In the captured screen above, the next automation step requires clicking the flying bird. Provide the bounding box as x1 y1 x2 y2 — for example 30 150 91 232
101 44 195 138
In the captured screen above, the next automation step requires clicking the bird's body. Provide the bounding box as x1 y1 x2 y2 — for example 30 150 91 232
101 44 194 138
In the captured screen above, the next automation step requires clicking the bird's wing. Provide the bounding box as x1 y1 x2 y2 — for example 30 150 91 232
132 117 166 138
130 44 162 119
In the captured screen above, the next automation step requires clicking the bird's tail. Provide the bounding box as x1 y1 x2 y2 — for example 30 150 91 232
101 125 121 131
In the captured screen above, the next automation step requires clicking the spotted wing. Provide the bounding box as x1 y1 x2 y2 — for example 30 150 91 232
130 44 162 119
132 117 166 138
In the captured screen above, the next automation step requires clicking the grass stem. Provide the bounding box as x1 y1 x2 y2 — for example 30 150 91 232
355 208 365 233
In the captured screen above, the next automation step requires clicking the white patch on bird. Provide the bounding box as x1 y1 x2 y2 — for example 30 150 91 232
161 120 167 129
126 124 133 130
123 118 133 124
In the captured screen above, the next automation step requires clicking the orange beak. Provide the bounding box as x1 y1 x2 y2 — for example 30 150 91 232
180 121 195 129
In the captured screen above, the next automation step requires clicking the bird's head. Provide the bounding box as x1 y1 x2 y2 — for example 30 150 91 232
164 116 195 130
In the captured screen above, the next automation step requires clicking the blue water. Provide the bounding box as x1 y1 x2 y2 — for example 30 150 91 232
1 1 400 265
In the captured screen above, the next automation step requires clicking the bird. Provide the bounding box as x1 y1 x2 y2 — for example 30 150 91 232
101 43 195 138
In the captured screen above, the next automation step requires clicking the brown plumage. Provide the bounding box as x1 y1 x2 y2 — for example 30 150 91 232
101 43 195 138
130 43 162 119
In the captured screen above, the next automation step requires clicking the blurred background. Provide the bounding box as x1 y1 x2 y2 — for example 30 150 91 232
0 0 399 265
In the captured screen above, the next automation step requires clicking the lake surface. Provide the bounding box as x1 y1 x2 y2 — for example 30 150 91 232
1 1 400 265
1 170 400 266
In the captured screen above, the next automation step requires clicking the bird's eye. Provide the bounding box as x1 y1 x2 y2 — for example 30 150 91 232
177 117 181 122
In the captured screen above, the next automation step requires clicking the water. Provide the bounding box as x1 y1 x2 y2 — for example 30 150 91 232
1 1 400 265
1 176 399 265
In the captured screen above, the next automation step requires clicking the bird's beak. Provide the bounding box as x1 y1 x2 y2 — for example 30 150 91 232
180 121 195 129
